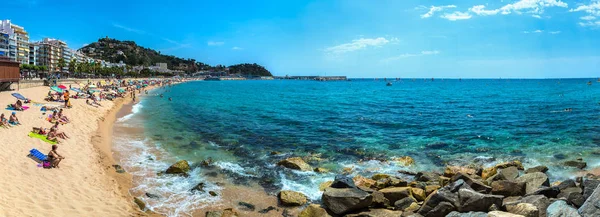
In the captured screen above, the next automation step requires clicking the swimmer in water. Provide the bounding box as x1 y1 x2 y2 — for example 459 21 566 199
160 94 163 98
467 114 473 118
168 97 172 101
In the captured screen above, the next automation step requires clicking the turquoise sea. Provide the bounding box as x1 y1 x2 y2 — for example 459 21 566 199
113 79 600 216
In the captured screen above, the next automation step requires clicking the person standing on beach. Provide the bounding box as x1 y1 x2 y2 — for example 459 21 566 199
63 90 70 108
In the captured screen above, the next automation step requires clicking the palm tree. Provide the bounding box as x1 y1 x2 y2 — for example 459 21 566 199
58 58 66 72
68 59 76 73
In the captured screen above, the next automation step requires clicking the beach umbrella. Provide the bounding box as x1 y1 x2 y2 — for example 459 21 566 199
50 86 63 93
89 84 97 88
11 93 28 100
70 88 83 93
58 85 67 89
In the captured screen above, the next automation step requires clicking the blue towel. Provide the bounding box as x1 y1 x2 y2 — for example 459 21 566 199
29 149 47 161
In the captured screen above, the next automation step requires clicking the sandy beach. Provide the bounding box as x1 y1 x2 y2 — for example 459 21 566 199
0 84 147 217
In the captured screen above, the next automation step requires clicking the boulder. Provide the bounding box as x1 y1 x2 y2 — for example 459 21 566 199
514 172 550 194
379 187 413 204
547 200 581 217
482 167 498 180
506 203 539 217
320 181 333 191
331 175 356 188
515 195 551 217
191 183 205 192
298 204 331 217
491 180 526 197
370 191 390 208
372 174 390 180
579 183 600 216
528 186 560 198
411 188 427 201
457 188 503 212
389 177 408 187
423 201 455 217
322 187 373 215
525 166 548 174
496 161 525 170
133 197 146 211
564 160 587 169
445 211 487 217
488 211 525 217
353 175 376 189
395 156 415 166
444 166 477 177
165 160 190 175
404 202 421 213
314 167 329 173
237 202 255 211
582 179 600 200
346 209 403 217
425 185 441 196
556 179 577 190
277 157 313 171
145 192 160 199
418 187 459 216
451 173 492 193
278 190 307 206
416 172 440 182
374 178 391 189
556 187 585 208
439 176 451 186
395 197 417 210
498 166 519 181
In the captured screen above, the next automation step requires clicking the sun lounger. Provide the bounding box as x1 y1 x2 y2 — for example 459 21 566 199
28 132 58 144
11 93 29 101
29 149 48 162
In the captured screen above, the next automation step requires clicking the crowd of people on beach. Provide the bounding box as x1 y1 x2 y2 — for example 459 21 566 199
2 78 179 169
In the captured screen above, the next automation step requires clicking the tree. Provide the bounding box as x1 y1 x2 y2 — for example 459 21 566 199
58 58 66 72
68 59 76 73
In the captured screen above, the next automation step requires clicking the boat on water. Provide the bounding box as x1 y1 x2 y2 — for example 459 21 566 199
386 82 392 86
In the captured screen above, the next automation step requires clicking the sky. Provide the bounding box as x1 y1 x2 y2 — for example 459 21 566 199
3 0 600 78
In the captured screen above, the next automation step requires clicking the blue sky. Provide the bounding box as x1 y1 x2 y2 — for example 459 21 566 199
3 0 600 78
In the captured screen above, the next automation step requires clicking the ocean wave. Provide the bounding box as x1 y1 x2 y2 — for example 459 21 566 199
117 103 143 122
279 172 332 201
215 161 256 177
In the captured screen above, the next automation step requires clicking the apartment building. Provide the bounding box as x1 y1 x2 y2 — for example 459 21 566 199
34 38 67 72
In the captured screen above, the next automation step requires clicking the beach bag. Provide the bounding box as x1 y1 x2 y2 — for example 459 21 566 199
42 160 52 168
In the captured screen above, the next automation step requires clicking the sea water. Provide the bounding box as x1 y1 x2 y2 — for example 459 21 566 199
113 79 600 216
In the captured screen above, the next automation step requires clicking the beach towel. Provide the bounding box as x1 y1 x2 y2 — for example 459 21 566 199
28 132 58 144
70 88 83 93
29 149 48 161
11 93 27 101
6 105 29 111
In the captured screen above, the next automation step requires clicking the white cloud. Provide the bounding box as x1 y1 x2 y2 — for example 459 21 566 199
232 46 243 50
523 31 530 33
533 29 544 33
469 5 500 16
569 1 600 16
207 41 225 46
325 37 397 54
532 14 542 18
500 0 568 15
112 24 145 34
381 50 440 62
420 5 457 18
579 21 600 27
441 12 473 21
581 15 597 20
549 31 561 34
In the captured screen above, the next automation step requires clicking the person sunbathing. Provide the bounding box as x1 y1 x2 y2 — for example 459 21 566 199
46 129 60 143
58 109 70 123
48 145 65 168
32 126 47 135
0 114 9 128
14 100 23 111
50 122 69 139
9 112 20 125
50 111 67 124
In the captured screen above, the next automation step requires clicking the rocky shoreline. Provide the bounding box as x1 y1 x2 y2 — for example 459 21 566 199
135 154 600 217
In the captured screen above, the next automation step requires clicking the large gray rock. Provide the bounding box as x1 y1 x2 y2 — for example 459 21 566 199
457 188 503 212
579 182 600 216
525 166 548 174
506 203 539 217
370 191 390 208
165 160 190 175
395 197 416 210
277 157 313 171
451 173 491 193
557 179 577 191
330 175 356 188
557 187 584 207
322 187 372 215
488 211 526 217
582 179 600 200
445 211 487 217
298 204 331 217
511 195 551 217
514 172 550 194
547 200 581 217
563 160 587 169
345 208 403 217
492 180 526 197
498 166 519 181
528 186 560 198
379 187 412 204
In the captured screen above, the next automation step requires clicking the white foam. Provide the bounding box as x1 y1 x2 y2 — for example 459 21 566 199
279 172 332 201
117 103 143 122
113 137 221 217
215 161 256 177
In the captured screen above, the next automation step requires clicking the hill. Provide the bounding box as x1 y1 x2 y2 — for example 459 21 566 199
78 37 272 76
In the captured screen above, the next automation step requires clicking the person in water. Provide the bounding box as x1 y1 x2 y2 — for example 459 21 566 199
48 145 65 168
168 97 172 101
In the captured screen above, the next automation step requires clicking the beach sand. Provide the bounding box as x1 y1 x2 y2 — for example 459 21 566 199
0 85 142 217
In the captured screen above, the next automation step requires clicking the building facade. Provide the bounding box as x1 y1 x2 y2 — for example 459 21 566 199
34 38 67 72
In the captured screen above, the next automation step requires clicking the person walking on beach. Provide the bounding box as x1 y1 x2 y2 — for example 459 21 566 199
48 145 65 168
63 90 70 108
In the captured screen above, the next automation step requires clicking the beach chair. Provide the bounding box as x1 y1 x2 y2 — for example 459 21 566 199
28 149 48 163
